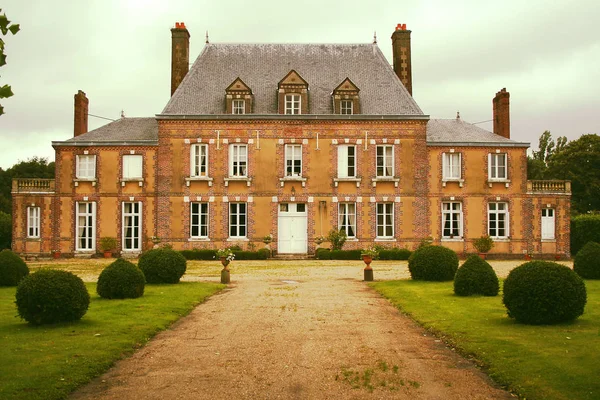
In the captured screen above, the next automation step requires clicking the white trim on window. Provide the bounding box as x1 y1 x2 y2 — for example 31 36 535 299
488 153 508 180
337 145 356 178
376 145 394 178
229 202 247 239
122 202 142 251
442 153 461 180
285 144 302 177
338 202 357 238
190 202 209 239
541 208 555 240
232 99 245 114
190 144 208 177
488 202 509 239
123 155 143 180
27 206 40 238
75 202 96 251
229 144 248 177
76 155 96 179
441 201 463 239
376 203 394 239
340 100 353 115
284 94 301 115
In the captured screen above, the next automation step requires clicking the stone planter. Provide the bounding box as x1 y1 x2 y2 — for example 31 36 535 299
52 252 61 259
362 255 373 281
220 257 231 284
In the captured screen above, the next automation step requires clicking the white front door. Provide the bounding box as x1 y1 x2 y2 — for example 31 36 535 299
278 203 308 253
541 208 555 240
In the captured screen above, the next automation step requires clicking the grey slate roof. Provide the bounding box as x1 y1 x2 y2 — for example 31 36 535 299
427 119 529 147
54 118 158 146
161 43 423 116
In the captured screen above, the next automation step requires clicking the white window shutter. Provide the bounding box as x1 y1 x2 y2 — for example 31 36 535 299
442 153 447 179
458 153 462 179
338 146 346 178
487 153 492 179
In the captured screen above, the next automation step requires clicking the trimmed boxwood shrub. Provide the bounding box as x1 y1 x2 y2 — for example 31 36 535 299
16 269 90 325
408 245 458 281
503 261 587 324
573 241 600 279
454 255 499 296
138 248 187 283
378 248 412 260
315 249 362 260
316 248 331 259
97 258 145 299
0 249 29 286
571 214 600 255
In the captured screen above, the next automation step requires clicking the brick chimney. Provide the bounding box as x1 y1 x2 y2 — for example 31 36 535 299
171 22 190 96
74 90 88 137
391 23 412 96
493 88 510 139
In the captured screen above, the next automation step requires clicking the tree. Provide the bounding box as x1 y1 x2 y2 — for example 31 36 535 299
0 9 20 115
0 157 55 215
528 131 567 180
0 211 11 249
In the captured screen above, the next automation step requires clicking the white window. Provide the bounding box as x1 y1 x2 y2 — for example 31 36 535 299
488 153 507 180
341 100 353 115
442 202 462 238
232 99 245 114
285 144 302 176
190 144 208 177
122 202 142 251
488 202 509 238
337 145 356 178
541 208 555 240
76 155 96 179
76 202 96 251
376 145 394 177
285 94 301 115
190 202 209 238
123 155 143 180
376 203 394 238
442 153 461 180
338 203 357 238
27 207 40 238
229 144 248 177
229 203 247 238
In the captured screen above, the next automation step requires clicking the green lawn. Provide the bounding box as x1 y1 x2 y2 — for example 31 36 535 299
371 279 600 400
0 282 224 400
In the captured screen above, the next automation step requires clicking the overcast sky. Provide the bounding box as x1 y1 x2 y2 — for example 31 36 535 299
1 0 599 169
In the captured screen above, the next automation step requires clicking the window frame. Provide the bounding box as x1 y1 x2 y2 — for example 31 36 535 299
442 153 461 180
229 202 247 239
488 153 508 180
75 201 96 251
285 144 303 177
190 202 209 239
376 145 394 178
338 202 357 238
441 201 463 239
122 154 143 180
337 145 357 178
340 99 353 115
27 206 40 238
232 99 245 115
190 144 209 177
488 202 509 239
376 203 394 239
76 154 96 180
284 94 301 115
229 144 248 178
122 201 142 251
541 208 556 240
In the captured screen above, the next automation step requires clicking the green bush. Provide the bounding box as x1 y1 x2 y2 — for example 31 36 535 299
179 248 271 260
179 249 217 260
0 249 29 286
453 255 499 296
327 229 347 250
378 248 412 260
233 249 270 260
573 241 600 279
316 248 331 259
97 258 146 299
315 248 362 260
571 214 600 255
138 248 187 284
408 245 458 281
503 261 587 324
15 269 90 325
0 211 11 250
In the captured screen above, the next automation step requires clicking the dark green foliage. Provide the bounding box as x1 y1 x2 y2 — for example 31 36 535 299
408 245 458 281
327 229 347 250
15 269 89 325
138 248 187 283
378 248 412 260
0 211 10 249
573 241 600 279
179 248 270 260
571 214 600 255
503 261 587 324
315 248 331 259
233 249 270 260
97 258 145 299
315 248 362 260
454 255 499 296
0 157 55 215
0 249 28 286
179 249 217 260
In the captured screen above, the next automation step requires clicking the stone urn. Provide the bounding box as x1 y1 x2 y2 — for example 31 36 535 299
362 254 373 281
220 257 231 284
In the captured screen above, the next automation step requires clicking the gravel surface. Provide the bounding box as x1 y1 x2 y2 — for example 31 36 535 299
68 261 533 400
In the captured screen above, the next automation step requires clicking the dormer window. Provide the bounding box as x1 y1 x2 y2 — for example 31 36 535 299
333 78 360 115
278 70 308 115
225 78 253 114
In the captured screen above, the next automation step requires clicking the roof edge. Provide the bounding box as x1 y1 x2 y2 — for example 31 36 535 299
155 114 430 121
427 141 530 148
52 140 158 147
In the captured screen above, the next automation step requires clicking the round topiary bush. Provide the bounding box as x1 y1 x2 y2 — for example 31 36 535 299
408 245 459 281
454 255 499 296
503 261 587 325
573 241 600 279
97 258 145 299
138 248 187 283
15 269 90 325
0 249 29 286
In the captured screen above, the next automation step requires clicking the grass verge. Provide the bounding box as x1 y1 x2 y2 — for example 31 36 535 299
0 281 224 400
371 279 600 400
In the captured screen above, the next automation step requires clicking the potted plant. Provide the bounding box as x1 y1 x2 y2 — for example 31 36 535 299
99 237 118 258
361 247 379 281
216 247 236 284
51 249 61 259
473 235 494 259
263 234 273 246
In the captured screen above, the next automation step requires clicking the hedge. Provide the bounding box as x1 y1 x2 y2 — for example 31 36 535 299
179 248 270 260
315 249 362 260
378 248 412 260
571 214 600 255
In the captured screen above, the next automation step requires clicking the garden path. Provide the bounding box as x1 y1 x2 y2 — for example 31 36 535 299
70 264 515 399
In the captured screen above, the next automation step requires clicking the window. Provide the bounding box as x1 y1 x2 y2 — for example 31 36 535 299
337 145 356 178
190 144 208 177
285 94 301 115
488 153 507 180
341 100 353 115
27 207 40 238
442 202 462 238
76 155 96 179
229 144 248 177
232 99 245 114
338 203 356 238
123 155 143 179
122 202 142 251
229 203 247 238
190 202 209 238
488 202 509 238
285 144 302 176
442 153 461 180
541 208 555 240
76 202 96 250
376 203 394 238
376 145 394 177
